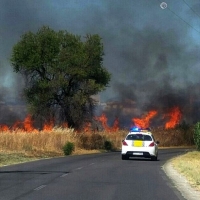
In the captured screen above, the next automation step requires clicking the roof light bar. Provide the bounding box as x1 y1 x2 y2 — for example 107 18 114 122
130 127 151 132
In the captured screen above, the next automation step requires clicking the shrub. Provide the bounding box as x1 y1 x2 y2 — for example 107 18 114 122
104 140 112 151
63 142 75 155
194 122 200 151
78 133 104 150
90 134 104 149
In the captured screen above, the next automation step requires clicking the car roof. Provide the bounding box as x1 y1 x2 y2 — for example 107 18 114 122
127 131 152 135
127 127 153 136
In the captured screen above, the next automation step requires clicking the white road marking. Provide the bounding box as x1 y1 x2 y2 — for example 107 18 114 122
34 185 46 191
60 173 68 177
75 167 83 170
89 163 95 165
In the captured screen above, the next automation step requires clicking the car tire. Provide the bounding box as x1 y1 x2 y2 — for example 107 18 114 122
122 155 128 160
151 156 157 161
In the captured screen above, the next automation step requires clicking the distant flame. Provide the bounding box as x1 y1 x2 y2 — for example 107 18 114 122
0 115 42 132
0 115 68 133
112 117 119 132
95 114 119 132
83 122 91 132
43 119 54 131
12 120 22 130
0 125 9 131
62 122 68 128
132 110 157 128
0 106 183 132
24 115 35 132
164 107 182 129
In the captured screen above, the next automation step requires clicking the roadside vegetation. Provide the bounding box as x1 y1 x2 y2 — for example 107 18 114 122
0 125 195 162
171 151 200 191
171 122 200 191
0 152 41 167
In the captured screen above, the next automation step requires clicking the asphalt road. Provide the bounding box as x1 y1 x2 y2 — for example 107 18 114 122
0 148 191 200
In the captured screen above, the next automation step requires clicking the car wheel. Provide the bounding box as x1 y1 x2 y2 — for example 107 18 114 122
151 156 157 161
122 155 128 160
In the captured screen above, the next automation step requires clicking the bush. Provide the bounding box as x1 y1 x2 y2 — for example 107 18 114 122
63 142 75 155
104 140 112 151
90 134 104 149
194 122 200 151
78 133 104 150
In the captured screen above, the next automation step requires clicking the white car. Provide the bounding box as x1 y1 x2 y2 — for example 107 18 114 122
121 127 159 161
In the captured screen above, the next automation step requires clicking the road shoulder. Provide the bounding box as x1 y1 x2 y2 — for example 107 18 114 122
163 160 200 200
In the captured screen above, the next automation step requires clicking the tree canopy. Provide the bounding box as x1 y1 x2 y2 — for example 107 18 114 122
10 26 111 129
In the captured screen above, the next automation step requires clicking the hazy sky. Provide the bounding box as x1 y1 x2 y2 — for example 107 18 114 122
1 0 200 124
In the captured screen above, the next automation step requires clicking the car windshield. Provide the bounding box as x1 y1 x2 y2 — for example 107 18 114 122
126 134 152 141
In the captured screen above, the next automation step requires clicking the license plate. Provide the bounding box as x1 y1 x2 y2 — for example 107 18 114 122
133 152 143 155
133 141 143 147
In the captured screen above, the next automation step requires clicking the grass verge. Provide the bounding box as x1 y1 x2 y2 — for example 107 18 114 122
171 151 200 191
0 152 40 167
0 149 103 167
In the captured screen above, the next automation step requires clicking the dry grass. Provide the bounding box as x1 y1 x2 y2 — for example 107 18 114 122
0 128 76 155
0 125 196 166
0 126 195 156
171 151 200 191
152 126 194 147
0 128 105 165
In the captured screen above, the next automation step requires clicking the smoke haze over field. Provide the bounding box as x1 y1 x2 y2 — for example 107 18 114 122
1 0 200 127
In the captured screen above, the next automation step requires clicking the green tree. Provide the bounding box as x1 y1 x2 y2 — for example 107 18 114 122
10 26 111 129
194 122 200 151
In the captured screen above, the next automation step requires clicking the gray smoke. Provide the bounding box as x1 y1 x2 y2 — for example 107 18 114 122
1 0 200 127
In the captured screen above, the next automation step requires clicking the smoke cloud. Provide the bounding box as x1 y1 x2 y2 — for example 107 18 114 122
1 0 200 127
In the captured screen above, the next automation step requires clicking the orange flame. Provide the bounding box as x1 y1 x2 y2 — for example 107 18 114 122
132 110 157 128
83 122 92 132
111 117 119 132
0 115 39 133
95 114 120 132
43 119 54 131
0 106 183 133
164 107 182 129
0 125 9 131
23 115 34 132
95 113 109 131
62 122 68 128
12 120 22 130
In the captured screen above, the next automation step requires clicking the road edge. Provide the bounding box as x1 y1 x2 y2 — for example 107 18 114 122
163 160 200 200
